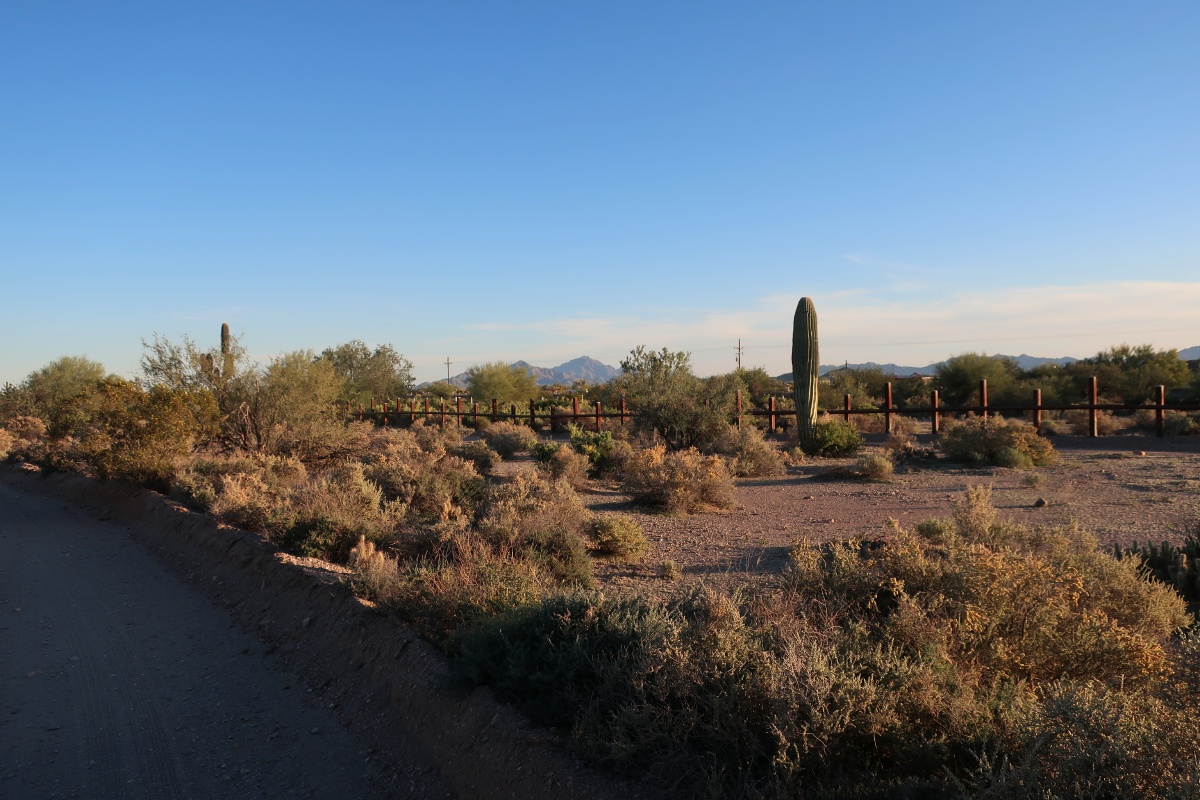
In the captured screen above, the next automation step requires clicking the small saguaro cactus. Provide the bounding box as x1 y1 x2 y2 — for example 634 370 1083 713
792 297 819 450
220 322 235 378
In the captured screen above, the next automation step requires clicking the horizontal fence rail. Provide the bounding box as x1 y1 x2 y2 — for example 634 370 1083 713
349 377 1200 438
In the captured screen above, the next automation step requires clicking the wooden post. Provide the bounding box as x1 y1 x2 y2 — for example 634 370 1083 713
409 397 416 424
440 400 446 426
1033 389 1043 431
884 382 894 434
1155 384 1166 438
424 397 430 422
1089 376 1098 438
549 404 556 433
456 396 463 425
572 396 579 426
510 404 517 424
843 394 851 422
595 401 603 432
370 398 375 412
931 390 940 435
530 398 537 429
735 390 742 430
979 379 988 419
620 395 627 425
473 402 479 427
768 396 777 432
491 398 498 422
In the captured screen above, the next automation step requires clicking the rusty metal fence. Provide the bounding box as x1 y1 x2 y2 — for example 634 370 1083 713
350 376 1199 438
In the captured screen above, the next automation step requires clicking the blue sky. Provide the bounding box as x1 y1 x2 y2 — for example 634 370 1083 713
3 2 1198 385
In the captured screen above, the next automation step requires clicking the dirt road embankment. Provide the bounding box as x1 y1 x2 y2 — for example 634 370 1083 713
0 466 637 800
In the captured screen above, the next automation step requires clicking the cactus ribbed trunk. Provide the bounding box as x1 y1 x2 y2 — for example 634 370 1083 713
220 323 234 378
792 297 819 449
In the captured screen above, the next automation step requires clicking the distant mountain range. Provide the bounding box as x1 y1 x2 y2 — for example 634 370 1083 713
421 356 621 389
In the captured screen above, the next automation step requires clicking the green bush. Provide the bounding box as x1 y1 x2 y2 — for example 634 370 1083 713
568 425 630 476
452 439 499 474
586 515 649 561
803 418 862 456
940 416 1057 466
622 445 736 514
855 452 894 482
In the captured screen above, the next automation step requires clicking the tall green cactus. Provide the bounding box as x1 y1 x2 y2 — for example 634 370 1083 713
792 297 819 449
220 322 235 379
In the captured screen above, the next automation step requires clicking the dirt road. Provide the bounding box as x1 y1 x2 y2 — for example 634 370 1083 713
0 480 443 799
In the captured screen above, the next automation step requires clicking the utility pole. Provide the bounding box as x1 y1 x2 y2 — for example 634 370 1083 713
444 357 452 385
735 339 744 370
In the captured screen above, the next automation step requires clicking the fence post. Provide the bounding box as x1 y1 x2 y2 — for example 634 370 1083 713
511 404 517 424
596 401 603 432
424 397 430 423
473 402 479 427
456 396 463 425
358 404 364 421
409 397 416 424
1033 389 1042 431
843 394 851 422
440 400 447 426
619 395 627 425
1089 376 1098 438
931 390 940 435
529 398 536 430
769 396 777 432
549 404 556 433
1156 384 1165 438
884 382 894 434
491 398 498 422
979 379 988 419
736 390 743 429
572 396 579 426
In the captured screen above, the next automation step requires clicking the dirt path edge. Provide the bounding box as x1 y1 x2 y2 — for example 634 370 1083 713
1 464 640 800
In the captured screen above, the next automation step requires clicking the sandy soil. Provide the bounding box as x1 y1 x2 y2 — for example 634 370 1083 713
576 434 1200 587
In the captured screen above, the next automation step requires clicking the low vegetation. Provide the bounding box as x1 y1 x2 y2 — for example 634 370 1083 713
5 333 1200 798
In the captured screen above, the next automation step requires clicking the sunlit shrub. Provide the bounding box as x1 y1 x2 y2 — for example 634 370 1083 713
623 445 735 514
940 416 1057 466
710 424 785 478
586 515 649 561
479 420 536 459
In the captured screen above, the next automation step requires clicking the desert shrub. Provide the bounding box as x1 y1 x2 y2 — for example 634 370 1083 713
711 424 785 478
802 418 862 457
346 535 400 601
365 449 484 522
452 439 498 474
280 461 404 562
855 452 894 482
529 439 561 463
539 443 591 490
940 416 1057 466
623 445 735 514
0 428 12 460
1066 408 1123 435
479 420 536 459
476 472 593 587
568 425 631 476
657 560 682 581
48 378 218 489
411 418 464 453
394 532 551 640
1164 410 1200 436
586 515 649 561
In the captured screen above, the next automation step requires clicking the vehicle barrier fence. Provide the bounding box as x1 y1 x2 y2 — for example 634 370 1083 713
349 377 1200 438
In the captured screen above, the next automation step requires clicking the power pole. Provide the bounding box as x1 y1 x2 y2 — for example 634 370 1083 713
444 357 452 385
735 339 744 370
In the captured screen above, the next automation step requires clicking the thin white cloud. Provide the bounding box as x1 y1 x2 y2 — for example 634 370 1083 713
410 280 1200 381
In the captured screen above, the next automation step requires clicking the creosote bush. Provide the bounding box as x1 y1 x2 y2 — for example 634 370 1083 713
538 443 591 490
855 452 894 482
940 415 1057 467
622 445 736 514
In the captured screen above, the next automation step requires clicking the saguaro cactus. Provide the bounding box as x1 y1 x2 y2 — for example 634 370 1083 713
792 297 819 449
220 322 235 378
